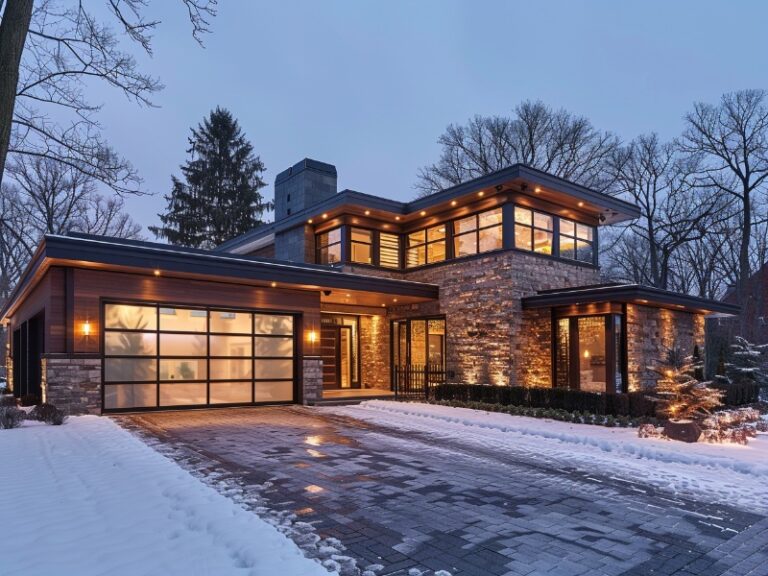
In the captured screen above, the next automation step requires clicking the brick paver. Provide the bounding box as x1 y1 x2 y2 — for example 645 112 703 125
118 407 768 576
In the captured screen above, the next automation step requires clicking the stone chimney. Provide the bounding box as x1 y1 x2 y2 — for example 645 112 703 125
274 159 337 221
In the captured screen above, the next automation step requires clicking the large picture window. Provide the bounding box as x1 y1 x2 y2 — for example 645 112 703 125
514 207 553 255
559 218 594 263
103 303 296 411
350 227 373 264
406 225 446 268
453 208 503 257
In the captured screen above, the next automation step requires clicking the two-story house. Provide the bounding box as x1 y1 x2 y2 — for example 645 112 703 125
1 158 738 413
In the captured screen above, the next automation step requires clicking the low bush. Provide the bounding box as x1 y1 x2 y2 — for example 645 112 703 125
0 395 16 407
711 381 761 406
30 403 68 425
434 384 659 418
0 407 25 429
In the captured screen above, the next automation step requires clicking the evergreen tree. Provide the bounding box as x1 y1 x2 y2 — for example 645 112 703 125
150 107 271 248
652 349 723 421
725 337 768 388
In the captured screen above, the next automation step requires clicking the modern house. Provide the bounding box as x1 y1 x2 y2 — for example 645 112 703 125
1 159 739 414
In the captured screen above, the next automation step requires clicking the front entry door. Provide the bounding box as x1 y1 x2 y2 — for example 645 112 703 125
320 325 355 390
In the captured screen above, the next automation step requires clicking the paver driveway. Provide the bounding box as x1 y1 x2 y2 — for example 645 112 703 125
118 407 768 576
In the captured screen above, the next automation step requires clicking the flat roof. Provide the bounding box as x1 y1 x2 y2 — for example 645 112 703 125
0 233 439 320
217 163 641 253
521 283 739 315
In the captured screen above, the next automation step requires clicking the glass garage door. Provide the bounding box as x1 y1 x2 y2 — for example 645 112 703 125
102 303 296 411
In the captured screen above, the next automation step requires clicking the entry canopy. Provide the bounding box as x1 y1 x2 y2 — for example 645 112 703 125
521 283 739 316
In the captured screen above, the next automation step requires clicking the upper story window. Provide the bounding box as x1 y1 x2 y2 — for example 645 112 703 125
407 224 445 268
559 218 594 263
514 207 554 255
317 227 342 264
350 227 373 264
379 233 400 268
453 208 503 257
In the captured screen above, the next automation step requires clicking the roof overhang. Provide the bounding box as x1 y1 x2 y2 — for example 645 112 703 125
0 234 439 321
521 283 739 316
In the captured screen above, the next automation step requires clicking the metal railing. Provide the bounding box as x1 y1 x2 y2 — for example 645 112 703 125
393 363 446 400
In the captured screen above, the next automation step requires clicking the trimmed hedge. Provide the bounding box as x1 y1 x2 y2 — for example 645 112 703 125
434 384 658 418
712 381 761 406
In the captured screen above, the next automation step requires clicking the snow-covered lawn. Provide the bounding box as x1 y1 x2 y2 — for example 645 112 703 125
0 417 331 576
330 401 768 513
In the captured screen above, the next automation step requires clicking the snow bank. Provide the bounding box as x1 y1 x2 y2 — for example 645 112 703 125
0 416 331 576
331 401 768 511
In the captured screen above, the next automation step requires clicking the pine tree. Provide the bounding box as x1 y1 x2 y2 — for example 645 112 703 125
726 336 768 387
653 349 723 421
150 107 272 248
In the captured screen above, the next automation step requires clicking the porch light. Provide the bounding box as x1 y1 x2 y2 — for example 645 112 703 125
307 330 318 344
583 350 590 359
82 321 92 337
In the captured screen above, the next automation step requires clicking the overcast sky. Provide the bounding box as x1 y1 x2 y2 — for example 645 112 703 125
88 0 768 235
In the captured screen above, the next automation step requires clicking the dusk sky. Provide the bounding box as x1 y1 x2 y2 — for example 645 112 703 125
89 0 768 235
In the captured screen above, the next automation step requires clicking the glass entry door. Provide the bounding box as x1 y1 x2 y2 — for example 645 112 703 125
339 325 353 388
554 314 625 393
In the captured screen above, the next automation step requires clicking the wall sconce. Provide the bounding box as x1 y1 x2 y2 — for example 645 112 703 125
82 320 92 337
307 330 318 344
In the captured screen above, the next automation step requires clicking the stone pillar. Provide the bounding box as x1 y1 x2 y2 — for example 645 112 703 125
302 356 323 404
41 353 102 415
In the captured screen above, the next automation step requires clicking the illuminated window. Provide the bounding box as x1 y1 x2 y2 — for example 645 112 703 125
379 233 400 268
559 218 595 263
514 207 553 255
407 225 445 267
350 227 373 264
453 208 502 257
317 227 342 264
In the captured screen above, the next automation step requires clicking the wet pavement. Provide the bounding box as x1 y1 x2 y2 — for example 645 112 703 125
118 406 768 576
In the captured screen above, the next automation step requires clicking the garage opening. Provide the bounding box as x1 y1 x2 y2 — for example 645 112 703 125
102 303 297 412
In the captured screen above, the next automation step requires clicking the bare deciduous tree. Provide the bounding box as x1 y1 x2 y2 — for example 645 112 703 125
417 100 620 196
680 89 768 332
0 0 217 194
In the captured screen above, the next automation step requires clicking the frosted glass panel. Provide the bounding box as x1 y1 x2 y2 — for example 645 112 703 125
254 380 293 402
159 307 207 332
253 314 293 335
254 337 293 357
210 359 252 380
104 304 156 330
210 311 251 334
210 382 252 404
105 332 156 356
160 333 206 356
159 383 207 406
254 359 293 379
104 384 157 409
159 359 207 381
210 335 251 357
104 358 156 382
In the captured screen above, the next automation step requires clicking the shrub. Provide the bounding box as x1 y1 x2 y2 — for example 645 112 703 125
20 394 41 407
0 395 16 407
30 403 67 425
0 407 25 429
711 380 761 406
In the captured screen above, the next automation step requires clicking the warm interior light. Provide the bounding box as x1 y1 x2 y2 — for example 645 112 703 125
82 321 92 337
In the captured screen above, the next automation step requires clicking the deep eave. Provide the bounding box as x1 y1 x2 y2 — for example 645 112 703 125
521 283 740 315
0 234 439 321
216 164 641 253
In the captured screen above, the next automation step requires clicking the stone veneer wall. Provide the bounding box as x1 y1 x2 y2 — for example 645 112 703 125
359 315 390 389
41 353 101 414
348 250 599 387
626 304 705 391
517 308 554 387
302 357 323 404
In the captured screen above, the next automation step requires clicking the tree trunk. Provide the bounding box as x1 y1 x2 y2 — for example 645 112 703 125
738 188 752 337
0 0 34 190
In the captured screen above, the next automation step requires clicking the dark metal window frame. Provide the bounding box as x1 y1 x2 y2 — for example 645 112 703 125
406 225 446 268
101 299 298 413
316 227 343 264
349 227 374 265
320 313 362 389
551 309 627 393
389 315 447 387
452 207 504 258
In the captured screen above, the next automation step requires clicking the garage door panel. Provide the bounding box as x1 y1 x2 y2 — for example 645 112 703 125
255 381 293 402
104 383 157 409
210 381 252 404
159 382 207 406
